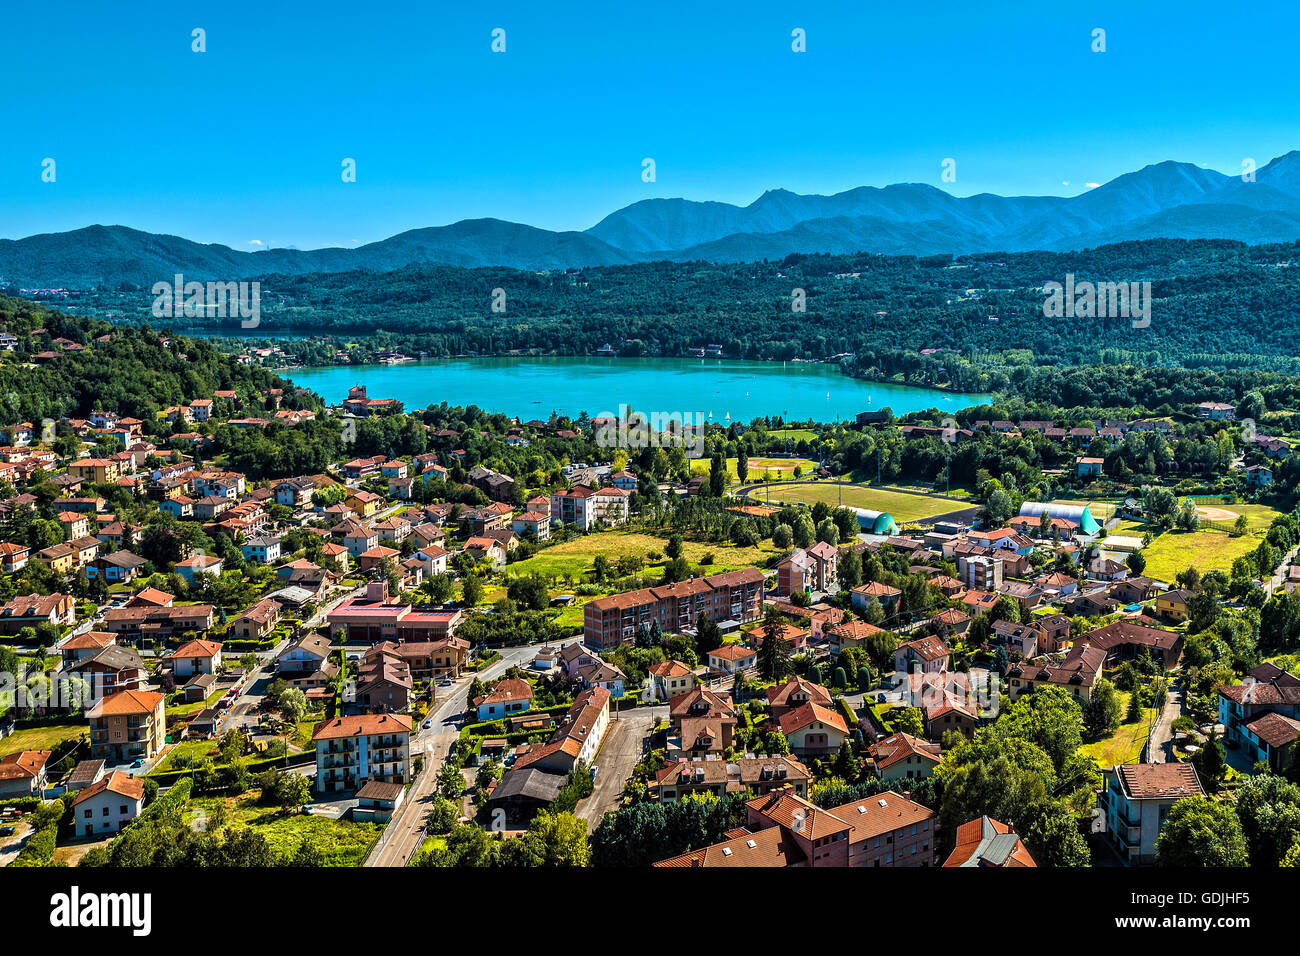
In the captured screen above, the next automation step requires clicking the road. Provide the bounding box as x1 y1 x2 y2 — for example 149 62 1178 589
1265 543 1300 592
225 583 365 735
365 637 582 866
576 704 664 827
1145 674 1184 764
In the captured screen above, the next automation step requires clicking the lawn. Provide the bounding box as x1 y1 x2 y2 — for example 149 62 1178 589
0 720 85 758
1139 502 1281 581
187 791 382 866
690 456 818 483
1079 692 1158 766
768 428 818 443
508 530 778 583
166 689 225 719
757 482 959 523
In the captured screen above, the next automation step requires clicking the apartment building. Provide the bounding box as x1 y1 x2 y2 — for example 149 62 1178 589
583 567 764 652
312 713 412 793
86 689 166 762
549 485 631 531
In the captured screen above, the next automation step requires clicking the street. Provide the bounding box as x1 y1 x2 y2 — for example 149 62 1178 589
365 637 583 866
576 704 664 826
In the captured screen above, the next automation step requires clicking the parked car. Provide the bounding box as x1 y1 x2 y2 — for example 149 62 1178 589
0 826 14 837
438 679 453 687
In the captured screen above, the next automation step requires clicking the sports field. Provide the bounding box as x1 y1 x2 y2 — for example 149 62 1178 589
754 482 959 523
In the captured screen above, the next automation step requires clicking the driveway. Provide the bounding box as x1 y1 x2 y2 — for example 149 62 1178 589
0 820 32 867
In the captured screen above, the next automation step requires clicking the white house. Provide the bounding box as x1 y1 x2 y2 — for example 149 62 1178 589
171 639 222 679
70 770 145 836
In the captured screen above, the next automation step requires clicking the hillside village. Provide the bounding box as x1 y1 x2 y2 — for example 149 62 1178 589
0 321 1298 869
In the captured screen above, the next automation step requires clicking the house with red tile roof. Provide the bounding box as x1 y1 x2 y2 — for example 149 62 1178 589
944 816 1036 867
69 770 146 836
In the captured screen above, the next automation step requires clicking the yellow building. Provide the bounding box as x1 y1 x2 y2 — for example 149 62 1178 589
68 458 122 484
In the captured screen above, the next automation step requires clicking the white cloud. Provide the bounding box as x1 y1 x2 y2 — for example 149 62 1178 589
247 239 263 247
1061 180 1070 186
1086 182 1101 189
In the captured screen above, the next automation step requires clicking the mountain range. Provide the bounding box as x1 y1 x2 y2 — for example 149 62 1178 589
6 152 1300 287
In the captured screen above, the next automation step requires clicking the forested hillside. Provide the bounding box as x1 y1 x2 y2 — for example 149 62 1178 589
55 238 1298 378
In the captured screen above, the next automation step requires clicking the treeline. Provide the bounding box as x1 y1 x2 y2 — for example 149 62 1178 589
60 237 1300 377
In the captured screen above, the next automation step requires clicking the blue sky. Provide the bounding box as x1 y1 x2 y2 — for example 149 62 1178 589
2 0 1298 249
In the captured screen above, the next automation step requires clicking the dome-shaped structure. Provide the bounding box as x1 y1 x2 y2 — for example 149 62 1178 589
1018 501 1100 535
850 508 897 535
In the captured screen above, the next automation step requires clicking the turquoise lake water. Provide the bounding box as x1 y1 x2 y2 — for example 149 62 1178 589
285 357 988 422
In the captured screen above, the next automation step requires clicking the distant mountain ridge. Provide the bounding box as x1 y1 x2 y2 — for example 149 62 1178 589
5 153 1300 287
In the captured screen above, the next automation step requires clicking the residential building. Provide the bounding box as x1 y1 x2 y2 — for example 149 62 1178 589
1100 763 1204 865
943 816 1037 867
312 713 412 793
171 638 222 678
474 678 534 721
582 568 764 653
86 689 166 762
70 770 145 836
0 751 50 798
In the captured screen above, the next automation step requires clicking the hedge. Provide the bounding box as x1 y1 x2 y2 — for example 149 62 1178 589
145 749 314 787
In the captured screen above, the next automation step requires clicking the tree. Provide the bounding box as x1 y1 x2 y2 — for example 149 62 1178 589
1154 797 1248 867
893 707 925 737
792 513 815 549
708 452 726 497
837 547 862 591
1125 688 1143 724
1125 550 1146 575
736 447 748 484
984 488 1013 525
437 762 466 799
1191 729 1228 788
757 607 791 680
461 574 484 607
516 810 589 867
665 534 684 561
278 687 308 724
1083 678 1121 738
1234 773 1300 867
425 794 459 834
772 524 793 550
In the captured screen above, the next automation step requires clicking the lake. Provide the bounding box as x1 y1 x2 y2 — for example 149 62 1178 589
285 357 988 422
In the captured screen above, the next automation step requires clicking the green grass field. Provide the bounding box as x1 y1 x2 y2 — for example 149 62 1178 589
768 428 818 442
1135 502 1280 581
756 482 959 523
0 720 85 758
1079 693 1158 766
508 530 778 582
691 456 817 483
187 791 382 866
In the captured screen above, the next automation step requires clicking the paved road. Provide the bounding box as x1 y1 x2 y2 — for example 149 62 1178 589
1146 675 1183 764
1266 543 1300 592
365 638 583 866
576 704 664 827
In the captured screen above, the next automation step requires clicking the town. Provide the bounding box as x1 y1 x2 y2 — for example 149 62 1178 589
0 311 1295 872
